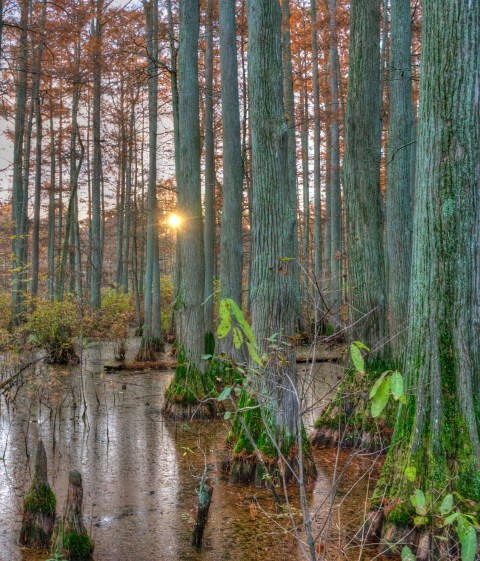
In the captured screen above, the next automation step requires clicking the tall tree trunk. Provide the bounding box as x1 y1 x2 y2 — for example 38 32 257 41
218 0 244 356
375 0 480 551
47 99 56 301
173 0 204 370
228 0 316 485
300 79 310 299
203 0 215 334
121 98 136 293
342 0 386 350
280 0 302 331
90 0 103 309
385 0 414 359
311 0 322 293
329 0 342 329
139 0 163 358
11 0 30 324
30 0 47 300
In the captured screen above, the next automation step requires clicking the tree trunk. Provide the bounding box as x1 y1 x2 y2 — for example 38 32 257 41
47 99 56 301
385 0 414 359
329 0 342 329
342 0 386 351
30 0 47 300
11 0 30 324
228 0 316 485
311 0 322 298
280 0 302 331
162 0 218 420
218 0 244 357
138 0 163 359
203 0 215 335
374 1 480 553
90 0 103 310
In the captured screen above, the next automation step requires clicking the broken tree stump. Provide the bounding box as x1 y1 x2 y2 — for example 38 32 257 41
20 439 56 548
53 470 94 561
191 475 213 548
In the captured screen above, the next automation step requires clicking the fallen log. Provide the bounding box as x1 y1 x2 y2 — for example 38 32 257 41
104 360 176 372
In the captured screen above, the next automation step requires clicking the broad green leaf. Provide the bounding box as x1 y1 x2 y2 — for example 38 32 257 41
413 515 428 526
246 342 263 366
370 372 387 398
218 387 232 401
390 371 404 401
223 411 232 421
404 466 417 482
439 494 454 516
371 378 391 417
401 546 415 561
232 327 243 349
461 524 477 561
226 298 257 346
350 343 364 372
353 341 370 352
411 489 427 516
201 354 212 361
217 300 232 339
444 512 460 526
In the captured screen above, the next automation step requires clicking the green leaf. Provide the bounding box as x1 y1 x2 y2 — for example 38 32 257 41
401 546 415 561
226 298 257 346
390 371 404 401
218 387 231 401
217 300 232 339
370 372 387 398
404 466 417 482
413 515 428 526
223 411 232 421
201 354 213 361
411 489 427 516
353 341 370 352
232 327 243 349
461 524 477 561
439 494 454 516
371 378 391 417
246 342 263 366
444 512 460 526
350 343 364 372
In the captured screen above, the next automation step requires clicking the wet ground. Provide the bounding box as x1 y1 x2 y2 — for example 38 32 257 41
0 340 385 561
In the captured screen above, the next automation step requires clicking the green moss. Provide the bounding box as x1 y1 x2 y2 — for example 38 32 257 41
24 480 56 515
164 346 218 405
386 503 413 526
64 531 94 560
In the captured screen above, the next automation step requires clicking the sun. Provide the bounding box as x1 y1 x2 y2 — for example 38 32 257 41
167 213 182 229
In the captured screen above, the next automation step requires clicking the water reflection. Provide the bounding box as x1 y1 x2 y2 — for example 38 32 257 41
0 341 382 561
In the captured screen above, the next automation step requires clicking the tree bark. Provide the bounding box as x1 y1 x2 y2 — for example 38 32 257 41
218 0 244 356
385 0 414 358
375 0 480 551
342 0 386 350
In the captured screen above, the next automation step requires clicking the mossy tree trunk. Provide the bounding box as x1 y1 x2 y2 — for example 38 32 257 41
228 0 316 485
163 0 216 419
342 0 386 350
373 0 480 553
20 440 56 549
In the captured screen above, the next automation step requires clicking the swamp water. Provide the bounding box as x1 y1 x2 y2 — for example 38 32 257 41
0 340 385 561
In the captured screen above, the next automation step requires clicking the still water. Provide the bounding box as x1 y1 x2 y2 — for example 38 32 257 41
0 341 383 561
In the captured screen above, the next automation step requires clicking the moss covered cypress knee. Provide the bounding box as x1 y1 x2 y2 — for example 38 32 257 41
52 470 93 561
20 439 56 549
